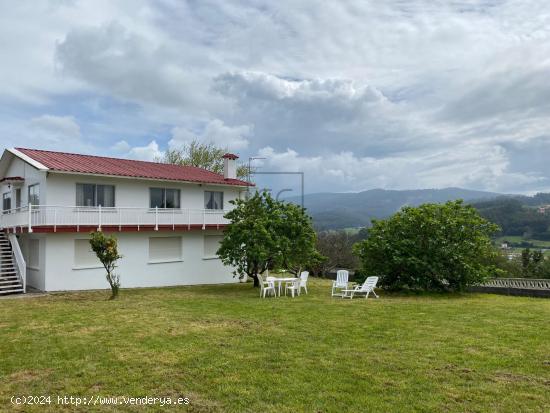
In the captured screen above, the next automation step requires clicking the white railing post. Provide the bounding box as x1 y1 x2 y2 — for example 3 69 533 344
54 208 57 232
28 203 33 233
119 208 122 232
187 209 190 230
172 208 175 230
98 205 102 231
202 209 206 230
155 206 158 231
77 208 80 232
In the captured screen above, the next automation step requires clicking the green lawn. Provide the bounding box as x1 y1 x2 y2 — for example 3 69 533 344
494 235 550 248
1 279 549 412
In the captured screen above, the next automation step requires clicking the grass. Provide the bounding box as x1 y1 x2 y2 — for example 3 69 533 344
494 236 550 248
0 279 549 412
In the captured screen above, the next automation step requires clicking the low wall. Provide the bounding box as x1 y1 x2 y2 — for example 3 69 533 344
469 278 550 298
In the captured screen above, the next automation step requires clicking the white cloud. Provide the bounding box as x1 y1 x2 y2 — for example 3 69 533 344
256 143 545 194
111 140 131 153
125 140 163 161
170 119 252 151
29 115 81 141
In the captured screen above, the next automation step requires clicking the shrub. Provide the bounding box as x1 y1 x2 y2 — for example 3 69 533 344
354 200 501 292
89 231 122 299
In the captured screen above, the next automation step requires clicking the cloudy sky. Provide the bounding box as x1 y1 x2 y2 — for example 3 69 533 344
1 0 550 194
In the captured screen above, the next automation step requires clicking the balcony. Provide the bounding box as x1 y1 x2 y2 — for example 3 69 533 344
0 205 230 233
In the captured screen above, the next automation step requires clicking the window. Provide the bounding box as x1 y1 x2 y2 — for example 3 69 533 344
15 188 21 209
149 188 180 209
74 239 99 268
2 193 10 212
28 239 39 269
76 184 115 207
204 235 223 258
28 184 40 205
148 237 182 262
204 191 223 210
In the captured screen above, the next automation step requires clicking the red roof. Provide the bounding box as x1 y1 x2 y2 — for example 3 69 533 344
15 148 251 187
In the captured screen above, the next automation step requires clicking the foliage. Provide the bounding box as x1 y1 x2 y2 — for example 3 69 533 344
217 191 322 287
354 200 501 292
474 198 550 240
490 248 550 279
519 248 550 278
89 231 123 299
487 252 524 278
311 230 359 276
158 140 249 179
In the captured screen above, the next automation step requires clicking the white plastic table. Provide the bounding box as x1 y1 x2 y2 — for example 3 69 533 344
268 277 298 296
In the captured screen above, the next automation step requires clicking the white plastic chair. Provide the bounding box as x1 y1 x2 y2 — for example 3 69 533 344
299 271 309 294
285 278 301 298
342 276 379 299
258 273 276 298
332 270 349 297
266 275 278 296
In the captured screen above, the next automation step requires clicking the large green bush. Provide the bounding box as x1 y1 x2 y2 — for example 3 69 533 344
353 200 501 292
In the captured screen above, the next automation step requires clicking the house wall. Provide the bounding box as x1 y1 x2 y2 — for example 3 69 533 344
42 230 236 291
16 233 47 291
1 156 48 206
45 173 244 209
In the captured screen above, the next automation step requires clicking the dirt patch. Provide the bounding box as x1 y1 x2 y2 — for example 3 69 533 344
4 369 52 383
184 391 223 412
491 372 549 386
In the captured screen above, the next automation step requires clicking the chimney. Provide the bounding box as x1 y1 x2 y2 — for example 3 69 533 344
222 153 238 179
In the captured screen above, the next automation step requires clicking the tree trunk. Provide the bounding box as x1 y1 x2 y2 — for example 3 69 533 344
252 275 259 288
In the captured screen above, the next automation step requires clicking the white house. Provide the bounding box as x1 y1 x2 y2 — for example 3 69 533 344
0 148 251 294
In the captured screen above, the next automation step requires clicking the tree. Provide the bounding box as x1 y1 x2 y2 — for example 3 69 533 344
275 201 324 275
354 200 501 292
312 230 359 276
520 248 548 278
217 191 322 287
158 140 249 179
89 231 123 299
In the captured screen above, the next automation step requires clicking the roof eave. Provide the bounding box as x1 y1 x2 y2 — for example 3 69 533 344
47 169 252 188
8 148 49 171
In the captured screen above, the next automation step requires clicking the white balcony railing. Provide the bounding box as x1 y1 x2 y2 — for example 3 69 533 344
0 205 230 232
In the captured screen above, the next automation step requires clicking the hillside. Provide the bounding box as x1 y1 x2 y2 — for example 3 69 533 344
473 198 550 240
287 187 503 230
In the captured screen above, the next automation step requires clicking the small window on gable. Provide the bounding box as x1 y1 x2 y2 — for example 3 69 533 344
28 184 40 205
2 192 10 212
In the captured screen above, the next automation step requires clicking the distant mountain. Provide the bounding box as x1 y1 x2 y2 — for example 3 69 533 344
286 187 504 230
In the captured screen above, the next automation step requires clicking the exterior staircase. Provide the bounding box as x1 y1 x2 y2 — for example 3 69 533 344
0 232 24 295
